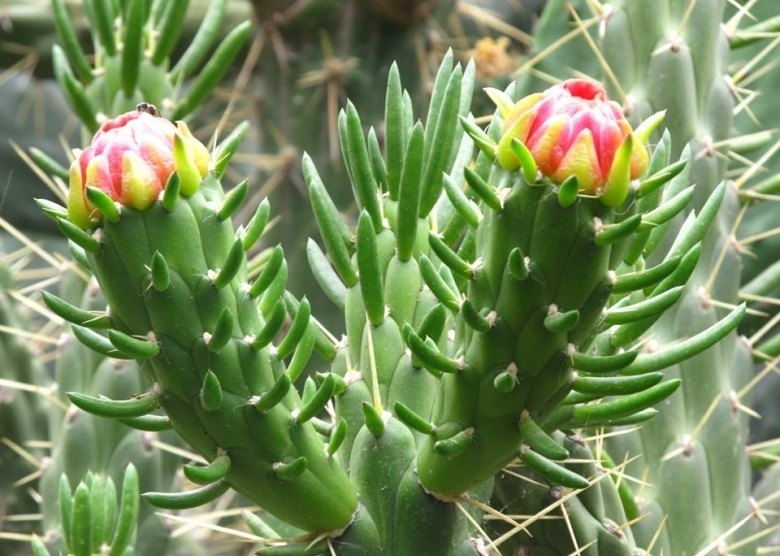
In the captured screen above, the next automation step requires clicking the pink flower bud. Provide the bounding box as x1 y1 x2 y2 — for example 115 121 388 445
495 80 657 206
68 106 210 228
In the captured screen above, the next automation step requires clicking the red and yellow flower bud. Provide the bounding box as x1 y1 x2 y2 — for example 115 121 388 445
494 80 661 206
68 107 210 228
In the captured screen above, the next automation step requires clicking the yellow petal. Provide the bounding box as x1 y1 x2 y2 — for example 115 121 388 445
122 151 161 210
67 162 92 229
177 121 210 177
497 110 535 171
550 128 601 194
502 92 543 133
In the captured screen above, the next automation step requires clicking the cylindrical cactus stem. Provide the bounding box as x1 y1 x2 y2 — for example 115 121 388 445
412 79 734 497
49 107 358 533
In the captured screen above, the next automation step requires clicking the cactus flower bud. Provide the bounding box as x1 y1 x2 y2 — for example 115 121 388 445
67 106 210 228
494 80 657 206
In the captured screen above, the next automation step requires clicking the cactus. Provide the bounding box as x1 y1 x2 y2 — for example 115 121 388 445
499 0 780 553
36 32 752 552
32 464 141 556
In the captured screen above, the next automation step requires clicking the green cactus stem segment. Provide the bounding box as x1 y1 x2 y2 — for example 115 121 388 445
67 174 357 532
571 379 681 425
250 301 287 350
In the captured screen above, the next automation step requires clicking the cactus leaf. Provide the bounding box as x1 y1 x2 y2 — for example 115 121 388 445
396 123 425 261
612 256 681 294
241 198 270 252
433 428 473 457
460 116 497 160
571 372 664 396
151 0 189 64
571 379 681 426
206 309 233 352
184 454 232 485
637 158 688 198
36 198 70 221
273 457 308 481
276 297 311 359
251 300 286 351
253 374 291 413
621 305 746 375
121 0 145 96
519 413 569 460
213 238 245 290
303 154 357 287
249 245 284 299
428 232 475 279
393 401 435 435
544 307 580 333
85 187 121 223
357 213 385 325
519 448 589 489
557 175 580 208
213 121 250 179
118 414 172 431
143 480 229 510
172 21 253 120
286 330 316 383
443 173 482 228
593 214 642 246
419 255 460 312
344 102 383 230
638 186 695 230
403 324 462 374
57 218 100 253
41 291 110 328
59 475 74 550
72 325 133 359
306 239 347 310
367 127 389 192
325 418 348 457
464 166 502 211
510 138 539 184
362 402 386 437
68 388 161 419
108 330 160 359
52 0 93 83
71 482 91 556
508 248 530 281
151 251 171 292
161 172 181 212
605 286 684 325
295 375 336 425
493 370 517 393
570 350 639 373
460 299 493 333
217 180 249 221
600 134 633 207
171 0 228 79
31 535 52 556
484 87 515 119
200 371 223 411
